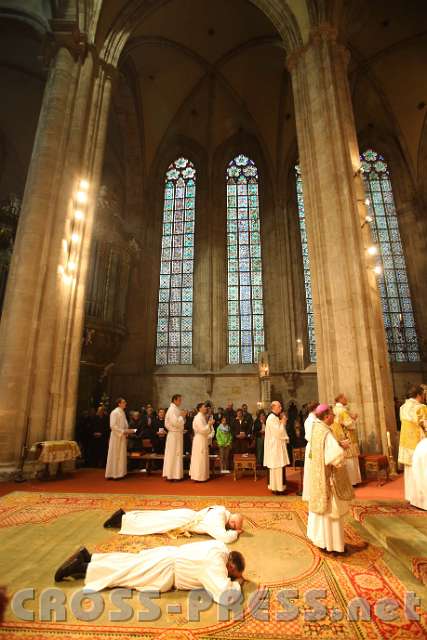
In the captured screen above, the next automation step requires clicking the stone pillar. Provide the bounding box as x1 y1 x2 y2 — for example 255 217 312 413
288 26 396 453
0 39 113 472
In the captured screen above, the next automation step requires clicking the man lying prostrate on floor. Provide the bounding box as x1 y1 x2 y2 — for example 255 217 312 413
103 504 244 543
55 540 245 605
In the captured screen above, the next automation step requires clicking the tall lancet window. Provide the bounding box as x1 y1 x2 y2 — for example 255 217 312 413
361 149 419 361
156 157 196 365
295 164 316 362
226 154 265 364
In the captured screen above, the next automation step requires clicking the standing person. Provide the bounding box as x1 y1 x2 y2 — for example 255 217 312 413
307 404 354 554
163 394 185 481
241 403 253 432
411 437 427 510
263 401 290 495
332 394 361 486
232 408 251 454
152 407 167 454
224 401 236 426
190 402 215 482
252 410 267 467
105 398 134 480
216 416 233 472
398 385 427 502
88 406 109 467
302 401 319 502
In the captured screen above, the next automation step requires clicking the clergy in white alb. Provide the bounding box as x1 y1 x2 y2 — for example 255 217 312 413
411 437 427 510
302 401 319 502
54 541 245 606
398 385 427 502
106 505 244 541
163 394 185 480
263 400 290 493
105 398 132 479
307 404 354 553
190 402 215 482
332 394 361 486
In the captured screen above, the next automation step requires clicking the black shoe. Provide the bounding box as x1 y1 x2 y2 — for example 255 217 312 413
55 548 90 582
103 508 125 529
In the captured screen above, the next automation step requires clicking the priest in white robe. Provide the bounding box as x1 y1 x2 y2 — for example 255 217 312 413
302 401 319 502
55 540 245 605
103 504 244 542
190 402 215 482
307 404 354 554
398 385 427 502
105 398 134 479
163 394 185 480
411 438 427 510
263 400 290 494
332 394 361 486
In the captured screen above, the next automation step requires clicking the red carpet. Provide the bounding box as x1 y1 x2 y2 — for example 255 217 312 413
0 467 405 500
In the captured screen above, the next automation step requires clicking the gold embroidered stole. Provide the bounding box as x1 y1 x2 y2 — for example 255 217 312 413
331 463 354 502
166 509 209 539
308 421 331 515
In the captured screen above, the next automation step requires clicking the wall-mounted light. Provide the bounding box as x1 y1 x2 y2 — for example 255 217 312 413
372 265 382 275
76 191 87 204
367 245 378 256
59 177 89 286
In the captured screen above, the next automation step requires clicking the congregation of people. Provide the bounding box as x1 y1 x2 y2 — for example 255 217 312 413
51 383 427 598
74 384 427 554
75 396 308 483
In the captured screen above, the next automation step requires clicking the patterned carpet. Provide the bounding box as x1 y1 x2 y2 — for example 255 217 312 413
0 491 426 639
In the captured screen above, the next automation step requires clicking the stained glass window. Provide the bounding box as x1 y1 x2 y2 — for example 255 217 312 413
361 149 419 362
227 154 265 364
155 157 196 365
295 164 316 362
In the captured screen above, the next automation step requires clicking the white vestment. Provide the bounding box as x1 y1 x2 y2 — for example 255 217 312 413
105 407 128 479
120 505 238 543
307 429 349 553
163 402 184 479
189 412 214 481
411 438 427 510
264 412 290 493
302 411 316 502
84 539 241 604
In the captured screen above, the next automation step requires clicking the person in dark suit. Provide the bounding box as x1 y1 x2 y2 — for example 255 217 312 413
232 408 252 454
87 405 109 467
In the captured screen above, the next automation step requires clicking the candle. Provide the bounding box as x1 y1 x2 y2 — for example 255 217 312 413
386 431 391 448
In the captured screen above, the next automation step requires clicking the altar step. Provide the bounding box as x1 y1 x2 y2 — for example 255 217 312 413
352 501 427 588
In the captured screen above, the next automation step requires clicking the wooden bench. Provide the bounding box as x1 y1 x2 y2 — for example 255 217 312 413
128 452 221 476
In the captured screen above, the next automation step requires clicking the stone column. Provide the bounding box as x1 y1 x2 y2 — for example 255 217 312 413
0 39 113 473
288 26 396 453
